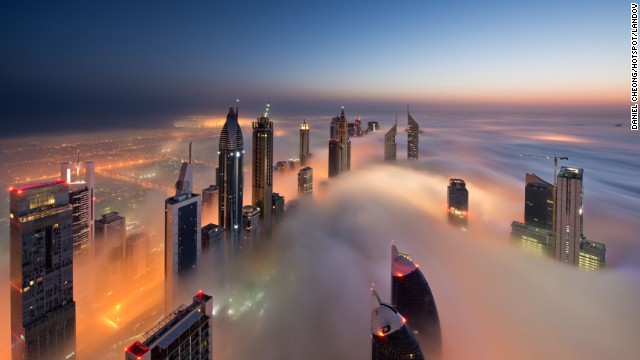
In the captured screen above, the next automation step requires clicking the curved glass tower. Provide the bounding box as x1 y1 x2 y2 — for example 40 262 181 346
217 107 244 253
391 245 441 355
371 289 424 360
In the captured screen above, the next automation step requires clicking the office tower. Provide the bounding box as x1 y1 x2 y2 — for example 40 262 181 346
217 106 244 252
95 211 126 296
10 181 76 360
367 121 379 132
328 139 341 178
298 167 313 195
300 119 310 166
354 116 363 136
578 238 606 270
201 185 219 227
125 232 149 279
384 118 397 161
524 173 553 230
201 224 224 252
407 109 419 159
330 115 338 139
125 291 212 360
252 103 273 222
447 178 469 230
555 167 583 264
242 206 261 251
61 151 95 255
287 158 300 170
391 245 441 355
510 221 554 258
371 289 424 360
328 108 351 178
348 122 356 137
271 193 285 225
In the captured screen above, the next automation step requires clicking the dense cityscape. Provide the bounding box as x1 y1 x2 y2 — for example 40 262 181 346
1 2 638 360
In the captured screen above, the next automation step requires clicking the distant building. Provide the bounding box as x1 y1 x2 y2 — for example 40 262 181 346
555 167 583 265
447 178 468 230
384 119 397 161
201 223 224 252
524 173 553 231
298 167 313 195
217 106 244 252
252 104 273 223
328 139 341 178
300 119 310 166
125 232 149 279
242 206 261 251
407 110 419 159
371 289 424 360
328 108 351 177
287 158 300 170
95 211 126 296
330 115 338 140
201 185 219 227
391 245 441 355
125 291 212 360
367 121 379 132
510 221 554 258
10 181 76 360
578 238 606 270
271 192 285 225
61 152 95 255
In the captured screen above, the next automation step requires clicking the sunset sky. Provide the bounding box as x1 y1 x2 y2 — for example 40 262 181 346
0 1 628 136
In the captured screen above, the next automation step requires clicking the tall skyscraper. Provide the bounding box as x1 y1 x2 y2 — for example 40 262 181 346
10 181 76 360
95 211 126 296
271 193 285 225
252 102 273 223
391 245 441 355
125 232 149 279
242 205 261 251
384 117 397 161
217 106 244 253
201 224 224 252
578 237 606 270
371 289 424 360
330 115 338 140
165 144 201 311
447 178 469 229
407 109 419 159
125 291 212 360
201 184 219 226
61 151 95 255
328 108 351 177
524 173 554 231
298 167 313 195
555 166 583 264
299 119 310 166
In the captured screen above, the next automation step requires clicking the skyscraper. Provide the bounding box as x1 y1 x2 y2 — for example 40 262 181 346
299 119 310 166
384 117 397 161
328 108 351 177
242 205 261 251
271 192 285 225
252 102 273 223
298 167 313 195
330 115 338 140
407 109 419 159
61 151 95 255
391 245 441 355
217 106 244 253
578 237 606 270
125 232 149 279
371 289 424 360
125 291 212 360
555 166 583 264
524 173 554 231
201 184 219 226
10 181 76 360
95 211 126 296
165 144 201 311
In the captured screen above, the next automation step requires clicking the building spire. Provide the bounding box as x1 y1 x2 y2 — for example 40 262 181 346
236 98 239 118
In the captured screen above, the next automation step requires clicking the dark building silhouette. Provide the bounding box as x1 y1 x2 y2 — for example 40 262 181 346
524 173 553 230
125 291 212 360
10 181 76 360
367 120 379 132
201 185 219 227
217 107 244 253
271 193 285 225
384 118 397 161
371 289 424 360
252 103 273 222
407 110 419 159
328 139 341 178
300 119 310 166
447 178 468 229
391 245 441 356
298 167 313 195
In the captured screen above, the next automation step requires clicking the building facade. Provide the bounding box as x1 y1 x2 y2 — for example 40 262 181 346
578 238 606 270
328 108 351 177
298 167 313 195
242 205 261 252
555 167 583 265
95 211 126 296
371 289 424 360
252 104 273 222
10 181 77 360
299 119 310 166
61 153 95 255
407 111 419 159
201 185 219 227
384 119 397 161
524 173 553 231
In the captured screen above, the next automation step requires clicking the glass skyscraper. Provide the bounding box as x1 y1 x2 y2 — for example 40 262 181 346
252 104 273 222
299 119 310 166
371 289 424 360
555 167 583 264
407 111 419 160
384 118 397 161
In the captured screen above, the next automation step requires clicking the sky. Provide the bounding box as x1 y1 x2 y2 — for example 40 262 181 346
0 1 629 137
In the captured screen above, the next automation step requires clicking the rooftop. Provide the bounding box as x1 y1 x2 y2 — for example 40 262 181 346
558 166 583 180
10 180 66 193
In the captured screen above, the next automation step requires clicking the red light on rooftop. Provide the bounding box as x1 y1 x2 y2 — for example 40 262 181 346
377 330 385 337
395 272 404 277
401 315 407 324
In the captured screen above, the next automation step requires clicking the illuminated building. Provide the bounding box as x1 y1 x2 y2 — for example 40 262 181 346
391 245 441 355
299 119 310 166
125 291 212 360
407 110 419 159
371 289 424 360
61 151 95 255
10 181 76 360
384 118 397 161
298 167 313 195
242 205 261 251
201 223 224 252
165 144 201 311
555 167 583 265
367 121 379 132
524 173 553 231
447 178 468 230
578 238 606 270
95 211 126 296
328 108 351 177
217 106 244 252
201 185 219 227
287 158 300 170
252 103 273 223
271 192 285 225
125 232 149 279
510 221 554 258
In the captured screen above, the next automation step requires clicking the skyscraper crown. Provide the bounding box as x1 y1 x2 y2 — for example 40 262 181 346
220 107 244 150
